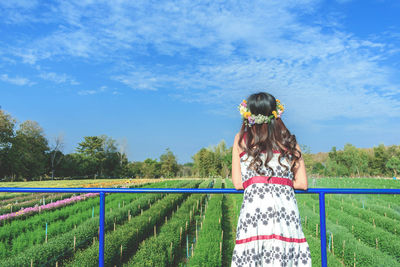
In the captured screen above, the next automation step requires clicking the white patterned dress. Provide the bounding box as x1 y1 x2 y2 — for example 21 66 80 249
231 137 312 266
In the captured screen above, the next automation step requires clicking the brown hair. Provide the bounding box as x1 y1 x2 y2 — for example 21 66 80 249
237 92 301 179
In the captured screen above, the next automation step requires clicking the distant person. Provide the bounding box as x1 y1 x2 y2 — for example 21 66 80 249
231 92 311 266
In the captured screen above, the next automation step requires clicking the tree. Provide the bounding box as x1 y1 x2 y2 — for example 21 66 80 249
312 162 326 175
58 153 84 178
118 137 129 167
49 133 64 179
160 148 179 178
0 109 16 179
76 135 120 177
370 144 389 175
325 157 349 177
76 136 104 177
221 148 232 178
178 162 194 178
11 120 49 180
0 109 15 150
342 143 368 176
213 140 231 178
192 148 210 177
386 156 400 177
142 158 161 178
387 145 400 158
126 161 144 178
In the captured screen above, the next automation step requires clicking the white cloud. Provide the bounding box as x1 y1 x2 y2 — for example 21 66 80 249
0 74 34 86
39 71 79 85
113 71 161 91
77 86 107 95
77 90 97 95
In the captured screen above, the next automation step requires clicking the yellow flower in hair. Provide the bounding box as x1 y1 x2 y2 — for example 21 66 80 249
244 112 251 119
272 110 277 118
276 99 280 103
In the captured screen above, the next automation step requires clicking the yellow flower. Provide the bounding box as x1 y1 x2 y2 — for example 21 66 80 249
244 112 251 119
243 99 247 103
272 111 277 118
276 99 280 103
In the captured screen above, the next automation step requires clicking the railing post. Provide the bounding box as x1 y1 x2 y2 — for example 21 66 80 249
99 192 105 267
319 192 327 267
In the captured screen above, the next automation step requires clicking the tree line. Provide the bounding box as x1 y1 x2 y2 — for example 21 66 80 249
302 143 400 178
1 109 399 181
0 109 184 181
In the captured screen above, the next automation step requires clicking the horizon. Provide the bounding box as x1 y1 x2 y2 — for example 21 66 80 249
1 1 400 164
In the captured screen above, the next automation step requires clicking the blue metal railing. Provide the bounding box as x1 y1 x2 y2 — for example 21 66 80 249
1 186 400 267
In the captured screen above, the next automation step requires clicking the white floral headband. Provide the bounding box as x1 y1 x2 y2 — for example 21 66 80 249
238 99 284 127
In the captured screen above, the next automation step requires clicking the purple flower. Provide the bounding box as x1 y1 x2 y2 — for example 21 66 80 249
0 193 99 222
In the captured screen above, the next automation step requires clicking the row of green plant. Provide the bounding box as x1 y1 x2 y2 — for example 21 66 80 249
308 193 400 225
350 197 400 221
308 193 400 231
187 179 223 266
0 180 190 266
122 180 212 266
64 180 204 266
301 224 343 267
296 195 399 266
313 177 400 189
327 196 400 237
220 179 240 266
313 177 400 203
0 181 157 257
176 181 215 266
308 184 400 219
221 179 238 266
313 196 400 262
0 192 33 201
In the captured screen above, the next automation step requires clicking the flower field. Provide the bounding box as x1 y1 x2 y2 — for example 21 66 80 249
0 177 399 266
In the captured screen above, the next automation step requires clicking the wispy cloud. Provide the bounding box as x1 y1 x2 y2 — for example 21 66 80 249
39 71 79 85
0 74 34 86
78 86 107 96
113 70 168 91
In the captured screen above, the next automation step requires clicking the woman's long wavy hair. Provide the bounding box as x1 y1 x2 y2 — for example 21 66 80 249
237 92 301 180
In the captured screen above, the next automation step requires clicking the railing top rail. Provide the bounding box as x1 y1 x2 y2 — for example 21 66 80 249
0 187 400 194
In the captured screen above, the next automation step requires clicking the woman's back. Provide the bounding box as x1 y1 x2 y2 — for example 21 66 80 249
231 93 311 266
239 132 294 186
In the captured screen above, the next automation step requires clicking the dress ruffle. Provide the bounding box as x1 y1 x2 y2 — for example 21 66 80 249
232 239 312 266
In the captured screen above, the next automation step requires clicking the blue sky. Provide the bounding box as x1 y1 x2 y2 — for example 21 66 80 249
1 0 400 164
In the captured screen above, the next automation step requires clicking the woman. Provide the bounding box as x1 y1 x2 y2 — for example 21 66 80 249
231 92 311 266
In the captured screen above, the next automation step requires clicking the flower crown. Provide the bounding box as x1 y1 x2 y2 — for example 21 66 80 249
238 99 284 127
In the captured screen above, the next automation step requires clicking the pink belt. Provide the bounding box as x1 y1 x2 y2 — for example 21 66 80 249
243 176 294 189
